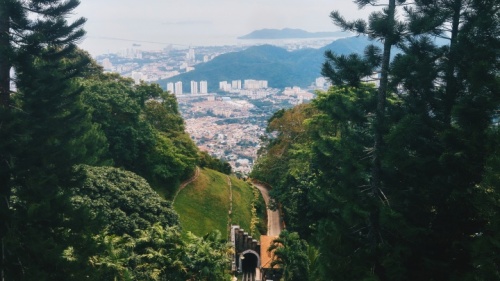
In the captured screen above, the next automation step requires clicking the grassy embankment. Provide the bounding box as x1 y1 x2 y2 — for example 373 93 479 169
173 168 266 239
231 176 267 240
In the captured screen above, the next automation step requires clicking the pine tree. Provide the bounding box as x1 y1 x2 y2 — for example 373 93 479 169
0 0 87 277
310 85 380 280
321 0 407 279
4 47 109 280
405 0 471 124
382 0 500 278
0 0 85 108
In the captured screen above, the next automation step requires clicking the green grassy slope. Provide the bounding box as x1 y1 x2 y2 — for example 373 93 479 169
173 168 266 239
174 168 230 237
230 177 253 232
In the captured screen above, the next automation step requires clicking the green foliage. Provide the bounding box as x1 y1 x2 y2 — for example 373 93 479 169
251 103 317 185
251 103 321 239
7 163 233 280
378 1 500 279
249 186 265 239
0 0 86 105
182 230 232 281
70 165 180 235
310 86 384 280
198 150 232 174
1 46 110 280
67 166 231 281
322 46 381 87
0 2 235 280
81 73 198 197
469 131 500 281
143 95 198 197
15 51 109 174
89 224 232 281
0 3 89 269
253 0 499 280
80 74 153 168
143 131 197 198
269 230 310 281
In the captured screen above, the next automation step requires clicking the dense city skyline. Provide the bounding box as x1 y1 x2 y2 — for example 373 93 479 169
75 0 377 55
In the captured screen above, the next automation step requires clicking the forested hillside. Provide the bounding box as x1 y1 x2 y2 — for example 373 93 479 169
0 1 233 280
251 0 500 280
0 0 498 280
159 35 377 91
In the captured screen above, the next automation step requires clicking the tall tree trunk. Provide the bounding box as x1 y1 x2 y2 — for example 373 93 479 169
0 2 10 109
0 3 10 279
443 0 462 125
370 0 396 279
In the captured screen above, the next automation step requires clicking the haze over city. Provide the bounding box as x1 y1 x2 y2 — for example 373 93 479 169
75 0 378 55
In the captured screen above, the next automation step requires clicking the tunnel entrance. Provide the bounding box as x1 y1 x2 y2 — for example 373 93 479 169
238 249 260 271
231 226 263 280
241 251 259 281
242 252 258 271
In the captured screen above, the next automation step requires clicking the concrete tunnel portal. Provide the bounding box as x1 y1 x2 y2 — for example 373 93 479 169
239 249 260 271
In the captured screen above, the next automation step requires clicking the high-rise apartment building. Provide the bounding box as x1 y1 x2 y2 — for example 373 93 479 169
187 48 195 62
315 77 327 88
166 82 174 93
244 79 268 89
219 81 231 91
101 58 113 70
200 80 208 94
231 80 242 90
131 71 145 85
174 81 183 95
190 81 198 94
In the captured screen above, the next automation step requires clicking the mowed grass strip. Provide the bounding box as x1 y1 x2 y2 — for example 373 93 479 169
230 177 253 232
174 168 230 237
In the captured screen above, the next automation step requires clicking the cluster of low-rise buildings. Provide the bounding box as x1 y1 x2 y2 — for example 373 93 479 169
96 45 330 175
97 45 244 85
177 83 320 175
184 116 262 175
219 79 268 91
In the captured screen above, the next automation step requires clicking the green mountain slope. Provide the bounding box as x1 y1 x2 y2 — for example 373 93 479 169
159 36 377 91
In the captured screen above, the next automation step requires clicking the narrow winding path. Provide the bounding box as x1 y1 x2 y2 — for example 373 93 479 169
252 182 282 236
172 166 200 202
227 176 233 234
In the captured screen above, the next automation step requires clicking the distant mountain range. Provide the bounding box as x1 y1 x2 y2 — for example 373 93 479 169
238 28 350 39
159 36 380 92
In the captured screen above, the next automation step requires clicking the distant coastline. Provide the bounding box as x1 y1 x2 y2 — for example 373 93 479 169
238 28 350 40
80 28 351 57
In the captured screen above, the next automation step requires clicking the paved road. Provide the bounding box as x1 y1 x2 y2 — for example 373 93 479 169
252 182 282 236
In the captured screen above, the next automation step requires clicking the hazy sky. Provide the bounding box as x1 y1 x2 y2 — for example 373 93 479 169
74 0 377 55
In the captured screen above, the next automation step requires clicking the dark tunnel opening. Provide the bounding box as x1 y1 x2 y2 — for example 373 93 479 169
242 252 258 272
